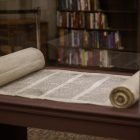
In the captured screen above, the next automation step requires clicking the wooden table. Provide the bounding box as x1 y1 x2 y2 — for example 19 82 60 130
0 68 139 140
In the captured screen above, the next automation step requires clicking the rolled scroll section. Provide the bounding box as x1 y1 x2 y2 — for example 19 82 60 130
110 71 140 108
0 47 45 86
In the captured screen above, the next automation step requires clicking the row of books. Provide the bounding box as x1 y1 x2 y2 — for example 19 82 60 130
59 29 123 49
58 48 112 67
57 11 108 29
57 0 100 11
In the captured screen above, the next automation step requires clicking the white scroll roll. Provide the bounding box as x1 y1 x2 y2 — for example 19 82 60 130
0 47 45 86
110 71 140 108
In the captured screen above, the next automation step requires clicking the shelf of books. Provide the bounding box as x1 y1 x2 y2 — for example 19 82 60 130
55 0 139 71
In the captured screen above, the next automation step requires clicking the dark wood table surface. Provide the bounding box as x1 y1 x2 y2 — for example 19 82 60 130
0 67 139 140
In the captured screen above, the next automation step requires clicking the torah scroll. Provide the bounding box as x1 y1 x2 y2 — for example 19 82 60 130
0 48 45 86
110 71 140 108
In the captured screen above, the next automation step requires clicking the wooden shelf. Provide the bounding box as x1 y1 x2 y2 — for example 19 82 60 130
0 18 48 55
57 46 137 53
57 27 136 32
58 9 137 14
49 64 138 73
53 0 139 71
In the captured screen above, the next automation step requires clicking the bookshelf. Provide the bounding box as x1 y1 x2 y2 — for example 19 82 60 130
55 0 139 71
